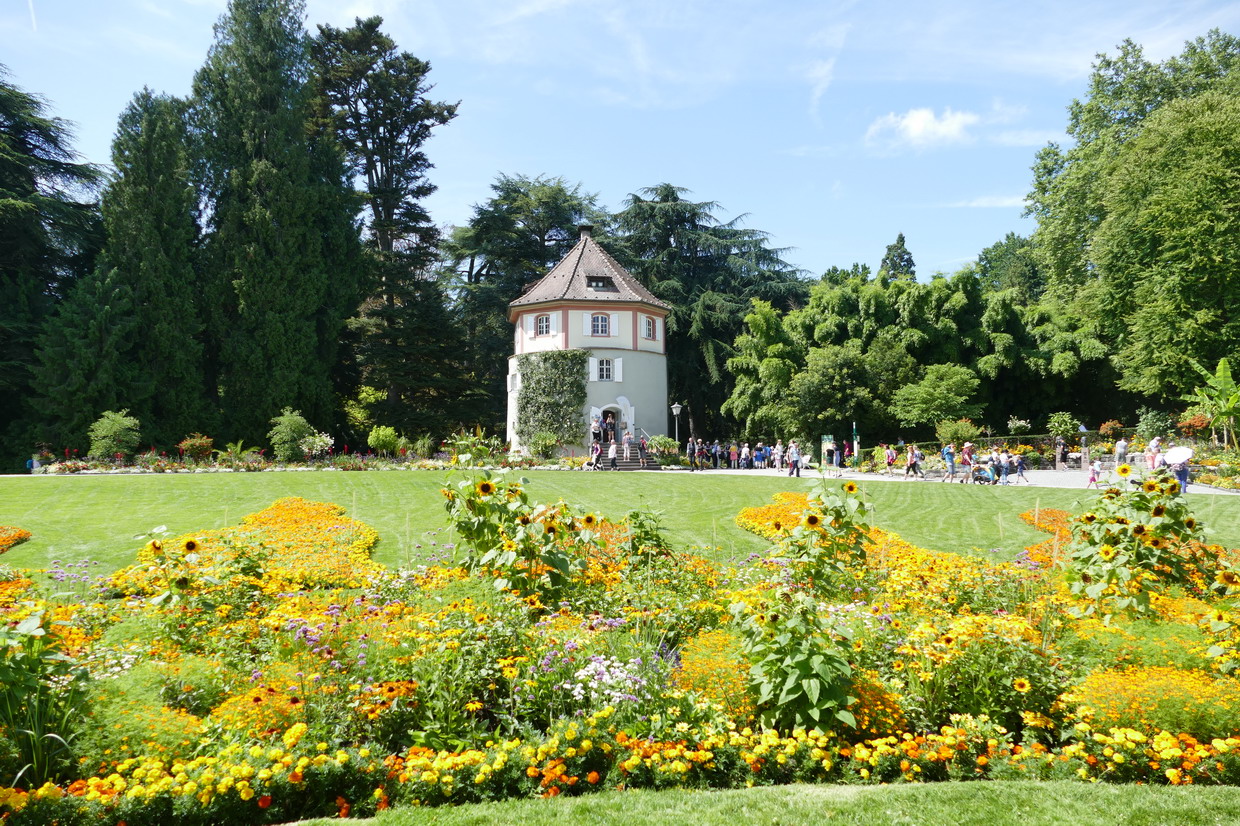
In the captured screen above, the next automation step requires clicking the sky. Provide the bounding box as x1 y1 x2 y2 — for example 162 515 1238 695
3 0 1239 277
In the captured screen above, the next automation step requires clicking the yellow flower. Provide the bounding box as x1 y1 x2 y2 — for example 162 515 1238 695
843 481 858 494
803 512 823 529
1143 479 1159 493
1012 677 1031 693
1098 544 1117 561
581 514 597 528
465 701 483 713
1116 464 1132 478
476 480 496 497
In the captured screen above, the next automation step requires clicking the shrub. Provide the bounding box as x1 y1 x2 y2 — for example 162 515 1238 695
299 430 334 459
646 435 679 458
267 408 314 463
1046 411 1082 440
177 433 214 462
87 409 141 460
1179 413 1211 438
1007 416 1031 436
935 418 981 447
367 425 399 456
412 434 435 459
526 431 560 460
1136 407 1174 440
1098 420 1124 439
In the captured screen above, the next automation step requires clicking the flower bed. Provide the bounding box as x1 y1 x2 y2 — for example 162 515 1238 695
0 526 31 554
3 470 1240 823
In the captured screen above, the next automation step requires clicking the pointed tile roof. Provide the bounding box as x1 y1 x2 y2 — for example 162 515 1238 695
509 226 669 316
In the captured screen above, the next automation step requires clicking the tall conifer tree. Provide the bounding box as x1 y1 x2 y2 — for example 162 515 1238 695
310 17 462 437
193 0 363 442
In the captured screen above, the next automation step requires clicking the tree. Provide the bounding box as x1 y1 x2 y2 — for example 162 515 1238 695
193 0 364 443
878 232 915 282
0 67 102 452
310 16 463 437
1093 90 1240 400
722 299 802 438
977 233 1043 303
889 364 983 428
614 183 806 438
441 174 607 430
1183 358 1240 449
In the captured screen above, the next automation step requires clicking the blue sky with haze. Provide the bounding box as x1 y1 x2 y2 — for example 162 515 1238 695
4 0 1238 277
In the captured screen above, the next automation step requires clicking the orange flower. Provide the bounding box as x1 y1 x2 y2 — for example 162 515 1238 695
258 795 272 808
587 771 600 784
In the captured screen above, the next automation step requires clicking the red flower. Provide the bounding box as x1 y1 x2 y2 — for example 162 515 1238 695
257 795 272 808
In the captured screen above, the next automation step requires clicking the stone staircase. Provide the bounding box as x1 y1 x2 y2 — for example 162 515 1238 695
585 453 654 471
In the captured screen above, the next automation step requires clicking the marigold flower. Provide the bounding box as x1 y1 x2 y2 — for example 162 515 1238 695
257 794 272 808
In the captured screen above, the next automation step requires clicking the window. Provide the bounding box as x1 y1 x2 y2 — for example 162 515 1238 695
535 314 550 336
591 313 610 336
644 316 656 339
587 276 616 291
597 358 613 381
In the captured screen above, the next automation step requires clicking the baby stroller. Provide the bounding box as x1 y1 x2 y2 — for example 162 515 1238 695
971 463 995 484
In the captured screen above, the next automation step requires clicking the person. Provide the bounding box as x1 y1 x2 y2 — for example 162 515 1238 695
834 441 844 476
1055 435 1066 471
884 444 897 476
603 414 616 444
608 440 618 470
729 442 739 469
622 430 633 462
26 455 41 473
741 443 751 469
1171 455 1191 492
1015 452 1030 484
999 449 1012 485
787 441 801 477
591 416 602 445
773 440 784 470
588 439 602 470
697 439 709 470
1087 458 1101 488
904 445 922 479
941 442 956 482
1147 436 1162 470
1114 435 1129 468
844 442 853 468
638 436 649 468
959 442 974 484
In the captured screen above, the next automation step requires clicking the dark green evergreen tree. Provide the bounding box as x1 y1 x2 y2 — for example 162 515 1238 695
0 66 102 456
28 268 139 451
310 16 462 439
193 0 364 443
441 174 607 431
878 232 916 282
614 183 806 439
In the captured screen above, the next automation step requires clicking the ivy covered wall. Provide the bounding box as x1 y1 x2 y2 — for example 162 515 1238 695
516 349 589 446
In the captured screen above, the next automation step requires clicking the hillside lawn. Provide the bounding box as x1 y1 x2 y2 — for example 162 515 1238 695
4 469 1240 573
296 781 1240 826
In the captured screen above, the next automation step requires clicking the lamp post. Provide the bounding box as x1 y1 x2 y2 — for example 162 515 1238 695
671 402 683 450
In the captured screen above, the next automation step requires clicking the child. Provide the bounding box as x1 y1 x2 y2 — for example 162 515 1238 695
1087 458 1101 488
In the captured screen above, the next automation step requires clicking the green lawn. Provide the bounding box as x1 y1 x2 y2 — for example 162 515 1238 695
297 781 1240 826
2 470 1239 574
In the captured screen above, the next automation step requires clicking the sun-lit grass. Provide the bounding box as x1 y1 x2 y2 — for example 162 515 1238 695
297 781 1240 826
1 470 1237 573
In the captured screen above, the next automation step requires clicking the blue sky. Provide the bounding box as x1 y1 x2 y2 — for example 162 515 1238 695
4 0 1238 276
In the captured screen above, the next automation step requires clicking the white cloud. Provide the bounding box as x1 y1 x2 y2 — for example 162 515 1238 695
945 195 1027 208
865 107 980 150
806 57 836 120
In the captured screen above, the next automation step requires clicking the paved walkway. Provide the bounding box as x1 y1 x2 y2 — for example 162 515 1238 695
665 464 1237 496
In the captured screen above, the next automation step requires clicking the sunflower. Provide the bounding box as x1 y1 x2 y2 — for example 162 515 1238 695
518 514 532 526
1143 479 1159 493
1151 504 1166 518
892 660 905 672
1012 677 1032 693
1098 544 1117 561
1116 464 1132 478
843 481 859 494
581 513 597 528
1131 524 1148 536
1105 487 1121 496
1147 537 1165 549
1216 571 1240 591
771 520 782 531
476 480 496 496
1165 481 1180 494
1081 512 1097 524
183 538 199 552
1186 518 1198 531
940 635 956 646
544 522 558 536
146 539 163 555
803 512 823 529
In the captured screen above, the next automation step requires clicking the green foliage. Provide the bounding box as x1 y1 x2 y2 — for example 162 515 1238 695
177 433 214 462
646 435 679 458
878 232 915 282
0 68 103 452
267 407 314 462
1067 469 1205 621
731 590 854 732
614 183 806 439
0 614 88 785
311 17 465 438
890 365 983 428
515 350 589 447
411 433 436 459
1046 412 1082 440
87 409 142 459
447 427 504 465
367 425 399 456
526 432 560 460
1183 358 1240 449
193 0 364 443
935 418 982 447
1135 407 1174 440
442 174 606 433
